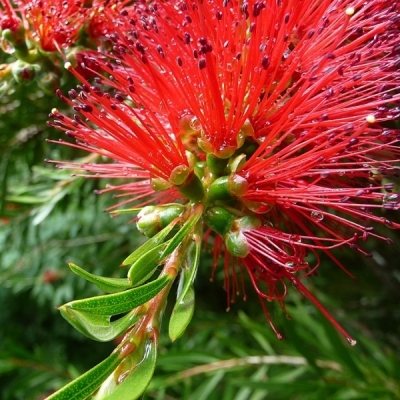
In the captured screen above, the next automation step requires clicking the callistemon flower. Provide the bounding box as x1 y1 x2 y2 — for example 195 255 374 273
0 0 90 52
0 0 19 32
49 0 400 344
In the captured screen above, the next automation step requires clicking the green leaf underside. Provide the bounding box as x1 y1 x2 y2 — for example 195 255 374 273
127 208 202 287
169 226 201 341
169 286 195 342
69 262 131 293
59 308 141 342
46 351 121 400
99 339 158 400
128 241 169 287
121 219 179 266
63 275 171 315
176 227 201 304
162 209 202 257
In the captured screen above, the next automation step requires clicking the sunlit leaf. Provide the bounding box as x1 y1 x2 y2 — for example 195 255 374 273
128 241 169 286
96 338 158 400
121 219 179 266
59 307 141 342
162 206 202 258
169 286 195 342
169 224 201 341
61 275 171 315
46 351 121 400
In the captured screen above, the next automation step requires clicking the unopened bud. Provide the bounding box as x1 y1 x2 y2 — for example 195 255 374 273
169 164 190 185
150 177 171 191
228 153 247 173
37 71 60 93
208 174 248 201
137 204 185 237
204 206 236 236
11 60 38 83
1 23 25 47
236 215 262 231
207 153 227 175
225 231 250 258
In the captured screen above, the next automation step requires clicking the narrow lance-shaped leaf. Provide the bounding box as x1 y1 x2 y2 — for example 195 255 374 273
127 206 202 286
59 307 141 342
63 275 171 315
169 286 195 342
128 241 169 287
96 336 158 400
46 351 121 400
169 223 202 341
69 262 132 293
121 217 179 266
161 205 202 258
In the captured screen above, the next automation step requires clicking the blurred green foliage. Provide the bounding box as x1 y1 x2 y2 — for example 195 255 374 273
1 84 400 400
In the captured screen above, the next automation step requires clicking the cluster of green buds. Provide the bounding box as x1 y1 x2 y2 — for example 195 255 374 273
1 21 62 93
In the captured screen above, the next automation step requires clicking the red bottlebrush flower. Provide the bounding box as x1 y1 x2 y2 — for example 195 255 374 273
49 0 400 343
86 0 135 43
17 0 88 51
0 0 20 32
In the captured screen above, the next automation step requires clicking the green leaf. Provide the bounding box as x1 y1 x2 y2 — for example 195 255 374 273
162 207 202 258
127 207 202 287
59 308 141 342
121 219 179 266
62 275 171 315
69 262 132 293
97 338 158 400
169 224 201 341
128 241 169 286
169 286 195 342
45 351 121 400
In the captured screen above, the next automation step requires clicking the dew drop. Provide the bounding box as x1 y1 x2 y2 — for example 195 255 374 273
310 211 324 222
189 117 201 131
289 234 302 243
383 193 399 203
285 261 295 268
283 201 291 209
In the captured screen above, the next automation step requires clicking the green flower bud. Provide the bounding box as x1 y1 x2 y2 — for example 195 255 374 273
225 231 250 258
11 60 38 83
1 23 25 47
137 204 185 237
206 153 227 175
194 161 206 179
169 164 190 185
204 206 236 236
236 215 262 231
208 174 248 201
37 71 60 94
175 172 204 202
150 177 171 191
228 153 247 173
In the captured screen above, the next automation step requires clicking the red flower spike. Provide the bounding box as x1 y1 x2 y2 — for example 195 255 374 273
50 0 400 343
18 0 88 51
0 0 20 32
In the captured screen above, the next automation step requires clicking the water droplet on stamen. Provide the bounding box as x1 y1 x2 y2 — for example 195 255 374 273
189 117 201 131
285 261 295 268
310 211 324 222
289 234 302 243
383 193 399 203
